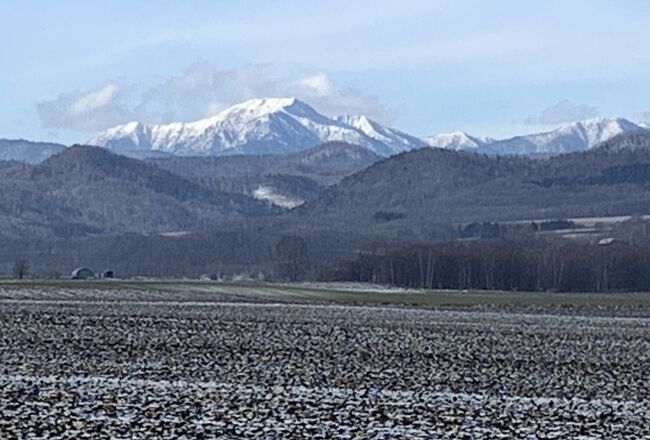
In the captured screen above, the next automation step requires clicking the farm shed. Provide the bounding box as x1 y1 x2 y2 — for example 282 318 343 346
71 267 95 279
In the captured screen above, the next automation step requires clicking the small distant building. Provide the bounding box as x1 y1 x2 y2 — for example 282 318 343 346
71 267 95 279
102 270 114 279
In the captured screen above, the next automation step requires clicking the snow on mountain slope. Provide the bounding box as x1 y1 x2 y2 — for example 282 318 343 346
89 98 417 157
426 118 644 156
89 98 647 158
334 115 426 154
424 132 494 151
480 118 644 155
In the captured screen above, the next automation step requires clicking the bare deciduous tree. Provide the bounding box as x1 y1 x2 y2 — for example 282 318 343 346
13 259 30 280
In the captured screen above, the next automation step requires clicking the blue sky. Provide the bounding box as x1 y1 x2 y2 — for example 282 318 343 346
1 0 649 144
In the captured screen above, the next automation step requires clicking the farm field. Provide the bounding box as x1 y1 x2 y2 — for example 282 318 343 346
1 281 650 438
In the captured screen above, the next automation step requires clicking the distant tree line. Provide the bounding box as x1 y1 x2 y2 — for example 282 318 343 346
5 215 650 292
275 235 310 281
324 240 650 292
458 219 577 240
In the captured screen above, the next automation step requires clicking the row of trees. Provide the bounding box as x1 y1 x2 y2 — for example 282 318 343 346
325 240 650 292
7 222 650 292
1 232 313 281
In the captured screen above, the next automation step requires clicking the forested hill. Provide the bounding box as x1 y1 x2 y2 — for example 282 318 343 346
4 133 650 241
147 141 381 186
0 138 65 163
146 141 382 209
3 134 650 278
0 145 277 239
290 132 650 232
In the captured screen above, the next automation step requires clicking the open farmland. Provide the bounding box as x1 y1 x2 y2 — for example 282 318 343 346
1 281 650 439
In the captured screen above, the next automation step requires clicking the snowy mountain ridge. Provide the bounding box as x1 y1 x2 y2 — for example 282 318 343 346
334 115 427 153
89 97 423 157
479 117 644 155
425 117 646 155
89 97 648 158
424 132 495 151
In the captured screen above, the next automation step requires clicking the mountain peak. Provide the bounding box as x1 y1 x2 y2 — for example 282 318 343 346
223 97 301 115
90 98 424 157
593 130 650 153
336 114 372 124
335 115 378 133
567 117 641 147
567 117 636 133
480 117 644 156
334 114 427 155
577 116 628 125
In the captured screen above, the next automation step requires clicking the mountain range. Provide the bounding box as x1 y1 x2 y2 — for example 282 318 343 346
87 97 647 159
477 117 645 155
425 118 646 155
290 131 650 232
88 97 425 157
424 132 495 151
4 131 650 241
2 132 650 277
1 98 647 164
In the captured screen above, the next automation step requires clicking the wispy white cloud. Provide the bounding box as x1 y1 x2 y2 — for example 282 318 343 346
64 1 446 73
20 1 650 143
69 83 119 116
289 73 391 121
296 74 333 97
138 63 390 123
36 63 390 132
525 100 599 125
633 111 650 125
37 83 132 132
460 100 600 139
115 5 648 78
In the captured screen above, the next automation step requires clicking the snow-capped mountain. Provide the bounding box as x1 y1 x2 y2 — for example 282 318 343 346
425 118 644 156
424 132 495 151
479 118 644 155
89 98 421 157
88 99 648 159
